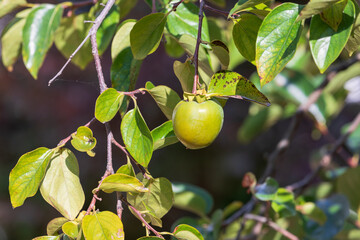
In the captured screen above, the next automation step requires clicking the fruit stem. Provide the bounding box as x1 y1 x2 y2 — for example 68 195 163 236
192 0 205 94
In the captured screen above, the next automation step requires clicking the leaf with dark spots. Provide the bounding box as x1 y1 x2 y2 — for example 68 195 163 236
208 71 270 106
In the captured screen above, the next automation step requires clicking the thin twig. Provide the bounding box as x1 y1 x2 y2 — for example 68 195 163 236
105 123 114 174
111 138 148 176
192 0 205 94
152 0 156 13
85 170 112 215
287 112 360 192
119 196 164 238
243 214 299 240
116 192 123 220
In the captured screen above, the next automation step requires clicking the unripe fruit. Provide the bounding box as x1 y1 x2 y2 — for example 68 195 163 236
172 99 224 149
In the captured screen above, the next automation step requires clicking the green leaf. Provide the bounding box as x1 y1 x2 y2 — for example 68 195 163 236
55 13 93 70
336 166 360 210
137 237 164 240
256 3 303 86
82 211 124 240
208 71 270 106
40 148 85 220
320 0 347 31
210 40 229 68
95 88 124 123
173 224 204 240
98 173 148 193
47 217 69 236
121 107 153 168
229 0 271 17
228 0 269 18
9 147 53 208
22 4 63 79
271 188 296 218
62 221 80 239
151 120 178 150
127 177 173 227
172 182 213 216
254 177 279 201
116 157 136 177
95 5 120 55
297 202 327 225
130 13 167 60
232 14 262 64
71 126 96 155
111 19 136 61
33 236 61 240
164 34 185 58
310 0 355 73
304 195 349 240
111 47 142 117
178 34 214 85
0 0 26 18
165 2 210 42
116 0 138 20
1 9 30 70
145 82 181 119
173 60 195 93
297 0 342 21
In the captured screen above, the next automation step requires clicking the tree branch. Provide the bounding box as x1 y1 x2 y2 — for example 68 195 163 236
287 112 360 192
192 0 205 94
243 214 299 240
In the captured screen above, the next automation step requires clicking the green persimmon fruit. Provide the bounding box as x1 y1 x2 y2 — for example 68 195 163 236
172 99 224 149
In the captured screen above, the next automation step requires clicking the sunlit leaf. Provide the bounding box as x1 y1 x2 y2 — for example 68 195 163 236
208 71 270 106
256 3 303 86
151 120 178 150
173 224 204 240
82 211 124 240
47 217 69 236
40 148 84 220
0 0 26 18
111 19 136 60
254 177 279 201
22 4 63 78
116 157 136 177
95 88 124 123
271 188 296 218
145 81 181 119
130 13 167 60
297 202 327 225
32 236 61 240
228 0 270 17
54 13 93 70
164 34 185 58
9 147 53 208
1 9 30 70
127 177 173 227
166 1 210 42
309 0 355 73
297 0 341 21
121 107 153 167
98 173 148 193
62 221 80 239
71 126 96 155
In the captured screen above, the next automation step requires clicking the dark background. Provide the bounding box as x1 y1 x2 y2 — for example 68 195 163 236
0 0 357 239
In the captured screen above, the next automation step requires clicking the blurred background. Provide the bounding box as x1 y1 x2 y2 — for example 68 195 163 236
0 0 359 239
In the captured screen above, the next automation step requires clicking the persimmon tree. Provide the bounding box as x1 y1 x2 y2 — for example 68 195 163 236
4 0 360 239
